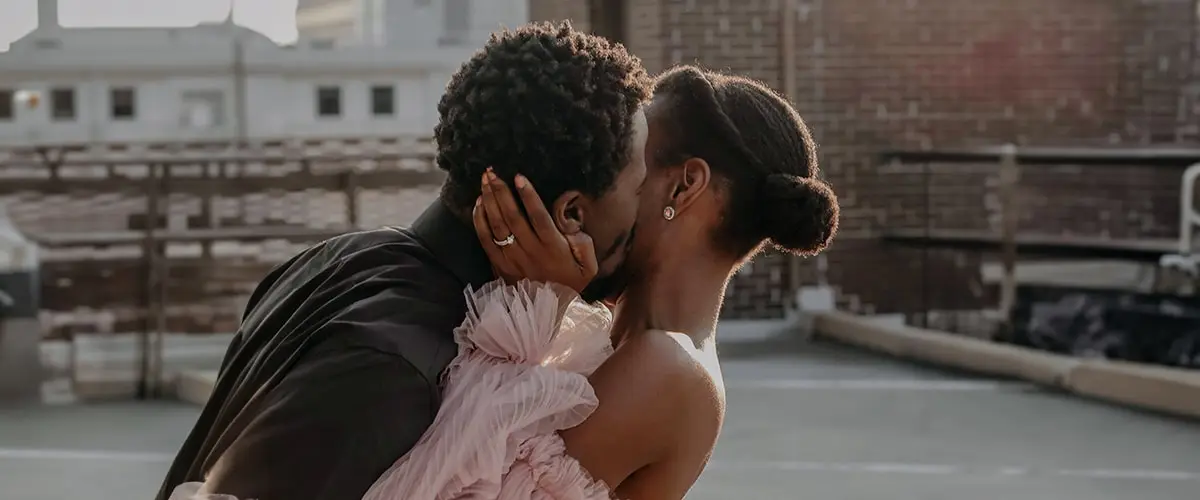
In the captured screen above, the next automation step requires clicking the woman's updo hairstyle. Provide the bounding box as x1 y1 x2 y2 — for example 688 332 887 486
651 66 839 257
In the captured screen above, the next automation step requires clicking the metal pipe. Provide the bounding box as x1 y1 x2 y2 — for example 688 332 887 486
230 0 247 147
232 36 248 146
779 0 803 314
780 0 797 101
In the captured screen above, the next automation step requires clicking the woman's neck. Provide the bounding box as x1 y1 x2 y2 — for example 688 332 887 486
611 249 736 346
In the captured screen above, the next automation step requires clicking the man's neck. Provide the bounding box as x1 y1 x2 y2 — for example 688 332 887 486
410 199 494 289
443 203 475 226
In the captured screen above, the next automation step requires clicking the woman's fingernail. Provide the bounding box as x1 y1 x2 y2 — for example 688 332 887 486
487 170 497 183
475 196 482 207
515 174 527 189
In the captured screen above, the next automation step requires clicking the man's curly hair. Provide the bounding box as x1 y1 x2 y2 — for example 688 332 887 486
435 22 653 211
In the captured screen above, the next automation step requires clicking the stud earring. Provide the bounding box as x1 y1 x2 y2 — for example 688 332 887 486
662 206 676 221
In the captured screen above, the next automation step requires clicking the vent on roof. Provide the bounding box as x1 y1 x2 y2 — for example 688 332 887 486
33 38 62 49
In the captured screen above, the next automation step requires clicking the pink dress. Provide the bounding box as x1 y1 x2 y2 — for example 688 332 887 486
170 279 617 500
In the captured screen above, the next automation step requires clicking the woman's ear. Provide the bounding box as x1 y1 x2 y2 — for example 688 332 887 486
669 157 712 213
552 190 585 235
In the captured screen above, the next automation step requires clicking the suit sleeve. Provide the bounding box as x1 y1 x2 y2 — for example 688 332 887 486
217 255 298 379
200 344 436 500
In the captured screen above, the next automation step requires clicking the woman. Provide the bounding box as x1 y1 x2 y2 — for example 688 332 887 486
171 66 837 500
363 66 839 499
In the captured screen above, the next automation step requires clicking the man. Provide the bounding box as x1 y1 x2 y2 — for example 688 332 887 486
157 22 651 500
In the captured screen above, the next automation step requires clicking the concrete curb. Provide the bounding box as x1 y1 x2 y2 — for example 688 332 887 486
812 311 1200 420
1065 360 1200 418
176 370 217 406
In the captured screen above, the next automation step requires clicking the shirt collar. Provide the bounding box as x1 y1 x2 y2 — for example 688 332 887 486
409 200 494 290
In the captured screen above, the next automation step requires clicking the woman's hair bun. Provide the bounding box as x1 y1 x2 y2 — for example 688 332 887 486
758 173 839 256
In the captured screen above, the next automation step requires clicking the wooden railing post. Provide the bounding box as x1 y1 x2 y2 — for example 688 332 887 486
342 169 360 229
150 165 170 398
200 160 215 259
137 162 161 400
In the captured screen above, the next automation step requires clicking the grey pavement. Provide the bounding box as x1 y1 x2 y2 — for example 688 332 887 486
2 340 1199 499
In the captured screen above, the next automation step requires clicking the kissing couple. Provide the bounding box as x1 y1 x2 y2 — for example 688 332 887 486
160 21 838 500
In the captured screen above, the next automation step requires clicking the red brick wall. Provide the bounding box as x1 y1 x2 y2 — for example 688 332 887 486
535 0 1199 320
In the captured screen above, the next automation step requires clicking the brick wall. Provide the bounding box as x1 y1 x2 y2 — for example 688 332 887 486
534 0 1199 320
7 1 1191 337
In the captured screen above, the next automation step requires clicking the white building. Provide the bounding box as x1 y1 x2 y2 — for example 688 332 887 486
0 0 526 148
296 0 359 44
296 0 517 48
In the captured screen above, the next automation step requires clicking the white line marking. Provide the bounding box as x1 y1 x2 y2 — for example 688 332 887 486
1058 469 1200 481
0 447 174 463
5 448 1196 483
707 461 1200 481
711 460 960 475
725 379 1034 391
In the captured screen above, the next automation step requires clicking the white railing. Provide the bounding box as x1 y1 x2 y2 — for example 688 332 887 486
1179 162 1200 255
1159 162 1200 277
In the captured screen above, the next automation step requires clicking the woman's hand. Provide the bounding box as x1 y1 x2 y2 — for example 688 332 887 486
472 169 598 293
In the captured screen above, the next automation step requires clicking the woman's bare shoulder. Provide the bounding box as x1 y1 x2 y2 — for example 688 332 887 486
560 329 725 491
630 329 725 399
599 330 725 452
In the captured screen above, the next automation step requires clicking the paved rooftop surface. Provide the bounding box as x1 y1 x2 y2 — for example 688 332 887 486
2 340 1198 499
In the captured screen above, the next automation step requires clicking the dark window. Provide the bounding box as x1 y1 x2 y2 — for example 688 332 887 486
51 88 75 120
317 86 341 117
371 85 395 116
441 0 470 44
111 87 136 120
0 89 12 120
589 0 627 45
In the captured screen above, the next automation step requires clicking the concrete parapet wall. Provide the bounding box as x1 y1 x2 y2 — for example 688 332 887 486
814 311 1200 419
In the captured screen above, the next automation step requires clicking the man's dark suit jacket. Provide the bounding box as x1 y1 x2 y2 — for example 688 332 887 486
157 201 492 500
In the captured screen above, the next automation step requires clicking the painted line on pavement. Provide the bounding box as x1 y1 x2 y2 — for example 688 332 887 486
0 447 174 463
708 460 1200 481
5 448 1196 483
725 379 1035 391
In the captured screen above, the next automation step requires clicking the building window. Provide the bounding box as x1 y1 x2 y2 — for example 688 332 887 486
441 0 469 45
316 86 341 117
51 88 75 120
111 87 136 120
590 0 627 45
0 89 12 121
180 90 226 129
371 85 394 116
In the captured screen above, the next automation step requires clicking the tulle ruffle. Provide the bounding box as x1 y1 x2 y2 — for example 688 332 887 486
169 279 616 500
363 279 616 499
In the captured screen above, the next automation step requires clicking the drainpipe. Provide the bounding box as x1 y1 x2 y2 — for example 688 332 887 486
232 34 248 146
779 0 805 317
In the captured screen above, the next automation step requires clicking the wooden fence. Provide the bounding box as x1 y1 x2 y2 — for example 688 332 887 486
1 138 446 397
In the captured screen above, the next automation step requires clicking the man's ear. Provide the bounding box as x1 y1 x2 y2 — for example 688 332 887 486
670 157 712 213
552 190 586 235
